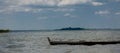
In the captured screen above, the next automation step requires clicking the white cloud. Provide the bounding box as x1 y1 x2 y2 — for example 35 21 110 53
95 10 110 15
64 13 77 18
2 0 103 6
58 0 93 6
64 13 71 16
0 0 104 13
17 0 60 6
91 2 104 6
115 12 120 15
54 8 75 12
0 5 75 13
4 0 94 6
0 5 43 13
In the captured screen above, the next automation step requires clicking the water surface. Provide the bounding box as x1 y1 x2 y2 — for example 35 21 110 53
0 30 120 53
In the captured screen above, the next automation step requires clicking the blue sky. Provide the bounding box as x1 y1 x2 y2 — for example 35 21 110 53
0 0 120 30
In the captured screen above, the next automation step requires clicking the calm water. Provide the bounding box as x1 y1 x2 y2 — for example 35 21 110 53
0 30 120 53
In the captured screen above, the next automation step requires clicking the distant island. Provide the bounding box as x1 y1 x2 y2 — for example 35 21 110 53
55 27 120 31
0 29 10 33
57 27 85 30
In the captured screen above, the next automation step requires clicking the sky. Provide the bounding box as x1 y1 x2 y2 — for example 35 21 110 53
0 0 120 30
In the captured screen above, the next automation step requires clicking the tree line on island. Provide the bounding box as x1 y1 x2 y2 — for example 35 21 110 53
58 27 85 30
0 29 10 33
55 27 120 30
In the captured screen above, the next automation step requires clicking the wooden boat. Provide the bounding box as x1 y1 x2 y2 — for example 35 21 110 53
47 37 120 45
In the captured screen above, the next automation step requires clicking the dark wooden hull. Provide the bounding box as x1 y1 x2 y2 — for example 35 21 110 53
47 37 120 46
49 41 120 45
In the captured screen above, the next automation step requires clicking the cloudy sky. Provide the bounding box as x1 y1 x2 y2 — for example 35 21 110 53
0 0 120 30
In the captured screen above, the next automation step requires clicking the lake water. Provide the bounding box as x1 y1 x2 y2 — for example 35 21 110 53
0 30 120 53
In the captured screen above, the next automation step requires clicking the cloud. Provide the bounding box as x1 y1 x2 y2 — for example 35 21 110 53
58 0 93 6
53 8 75 12
64 13 77 18
4 0 95 6
64 13 71 16
12 0 60 6
91 2 104 6
95 10 110 15
115 12 120 15
1 0 104 7
0 0 104 13
0 5 75 13
0 5 43 13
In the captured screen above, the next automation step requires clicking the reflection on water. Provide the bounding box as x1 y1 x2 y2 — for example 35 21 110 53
0 30 120 53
